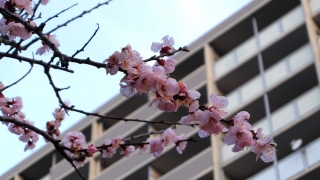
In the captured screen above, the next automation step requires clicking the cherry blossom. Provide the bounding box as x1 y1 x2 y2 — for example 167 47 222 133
149 138 164 157
209 93 228 116
151 35 175 54
120 145 135 157
161 128 177 146
176 134 187 154
11 0 33 15
41 0 49 5
36 35 60 55
224 111 255 152
198 110 226 138
251 128 277 162
87 144 98 157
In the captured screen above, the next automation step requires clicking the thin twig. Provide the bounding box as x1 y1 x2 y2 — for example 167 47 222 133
71 23 100 58
143 46 190 62
43 3 78 24
30 0 42 20
1 63 33 92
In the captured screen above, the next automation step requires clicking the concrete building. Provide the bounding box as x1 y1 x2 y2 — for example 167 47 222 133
3 0 320 179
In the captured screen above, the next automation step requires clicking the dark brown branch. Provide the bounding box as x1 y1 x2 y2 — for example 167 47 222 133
0 52 74 73
71 23 100 58
0 116 85 179
1 63 33 92
0 36 17 46
46 0 112 35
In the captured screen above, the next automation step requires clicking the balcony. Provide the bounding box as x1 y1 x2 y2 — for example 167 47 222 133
221 85 320 179
225 43 313 114
214 5 304 79
249 137 320 180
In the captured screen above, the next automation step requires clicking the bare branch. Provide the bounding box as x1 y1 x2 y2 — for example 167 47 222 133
1 63 33 92
71 23 100 58
0 52 74 73
43 3 78 24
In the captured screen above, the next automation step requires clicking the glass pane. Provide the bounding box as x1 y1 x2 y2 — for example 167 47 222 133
236 37 257 63
241 76 263 102
252 117 270 134
278 152 304 180
289 44 313 72
310 0 320 13
259 22 281 48
306 138 320 166
265 60 288 87
215 52 236 77
250 166 276 180
271 103 295 132
281 6 303 32
297 87 320 115
225 90 240 111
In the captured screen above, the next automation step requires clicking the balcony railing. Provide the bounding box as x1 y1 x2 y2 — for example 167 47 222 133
214 6 304 79
221 85 320 163
226 43 313 113
250 137 320 180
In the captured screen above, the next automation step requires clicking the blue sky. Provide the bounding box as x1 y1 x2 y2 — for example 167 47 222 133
0 0 251 176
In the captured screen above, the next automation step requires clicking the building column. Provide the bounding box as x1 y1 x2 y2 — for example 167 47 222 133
301 0 320 83
89 121 100 179
204 44 222 180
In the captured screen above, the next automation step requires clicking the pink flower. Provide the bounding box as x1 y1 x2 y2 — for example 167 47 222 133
52 108 66 121
209 93 228 116
120 82 136 98
149 138 164 157
86 144 97 157
224 112 253 152
161 128 178 146
72 160 84 167
63 132 86 150
151 35 175 54
12 0 33 15
11 97 23 113
152 58 177 74
198 110 226 138
104 51 121 75
8 123 24 135
176 134 187 154
118 45 142 70
139 139 150 155
251 128 277 162
180 111 199 124
101 139 116 158
120 145 135 157
36 35 60 55
41 0 49 5
0 82 4 90
149 96 179 112
2 22 32 40
134 71 158 94
156 77 179 100
24 141 36 152
111 135 124 149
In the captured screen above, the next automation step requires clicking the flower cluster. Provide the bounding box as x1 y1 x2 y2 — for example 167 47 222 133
61 128 188 167
103 35 277 163
146 128 187 157
0 82 39 151
0 0 58 53
45 101 69 140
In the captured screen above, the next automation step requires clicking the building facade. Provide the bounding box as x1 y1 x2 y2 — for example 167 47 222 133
3 0 320 179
